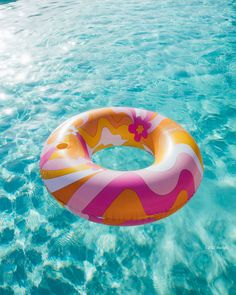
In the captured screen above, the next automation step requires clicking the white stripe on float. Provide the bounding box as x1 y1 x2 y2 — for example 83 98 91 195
144 144 203 176
44 168 102 192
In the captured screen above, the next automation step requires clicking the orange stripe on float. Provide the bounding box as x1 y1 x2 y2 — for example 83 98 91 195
169 190 189 212
49 135 88 161
102 190 189 224
170 130 203 168
41 164 94 179
103 189 149 220
52 171 100 204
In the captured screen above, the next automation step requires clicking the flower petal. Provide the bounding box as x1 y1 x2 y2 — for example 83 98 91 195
128 124 136 133
136 116 143 124
134 133 141 142
142 130 148 138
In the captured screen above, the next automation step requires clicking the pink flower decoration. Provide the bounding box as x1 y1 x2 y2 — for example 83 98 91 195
128 115 151 142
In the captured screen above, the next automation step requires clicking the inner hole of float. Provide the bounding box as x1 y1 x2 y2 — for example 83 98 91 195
92 146 154 171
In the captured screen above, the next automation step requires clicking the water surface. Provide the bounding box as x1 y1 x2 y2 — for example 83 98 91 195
0 0 235 294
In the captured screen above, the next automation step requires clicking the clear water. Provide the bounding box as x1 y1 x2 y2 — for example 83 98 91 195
92 146 154 171
0 0 235 294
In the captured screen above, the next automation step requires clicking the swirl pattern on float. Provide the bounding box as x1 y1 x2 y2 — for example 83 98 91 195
40 107 204 226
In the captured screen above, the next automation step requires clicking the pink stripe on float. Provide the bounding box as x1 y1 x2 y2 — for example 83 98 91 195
67 171 121 214
40 147 55 169
76 133 90 158
82 170 195 217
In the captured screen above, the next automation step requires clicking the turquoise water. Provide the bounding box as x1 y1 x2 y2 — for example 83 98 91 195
0 0 235 293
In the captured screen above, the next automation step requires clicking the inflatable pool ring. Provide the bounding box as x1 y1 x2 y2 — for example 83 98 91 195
40 107 203 226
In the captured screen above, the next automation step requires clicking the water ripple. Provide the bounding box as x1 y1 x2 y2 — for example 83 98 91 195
0 0 235 294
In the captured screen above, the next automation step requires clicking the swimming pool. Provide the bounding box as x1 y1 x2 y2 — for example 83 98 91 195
0 0 235 294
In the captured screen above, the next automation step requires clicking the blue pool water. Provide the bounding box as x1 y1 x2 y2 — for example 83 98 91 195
0 0 235 294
